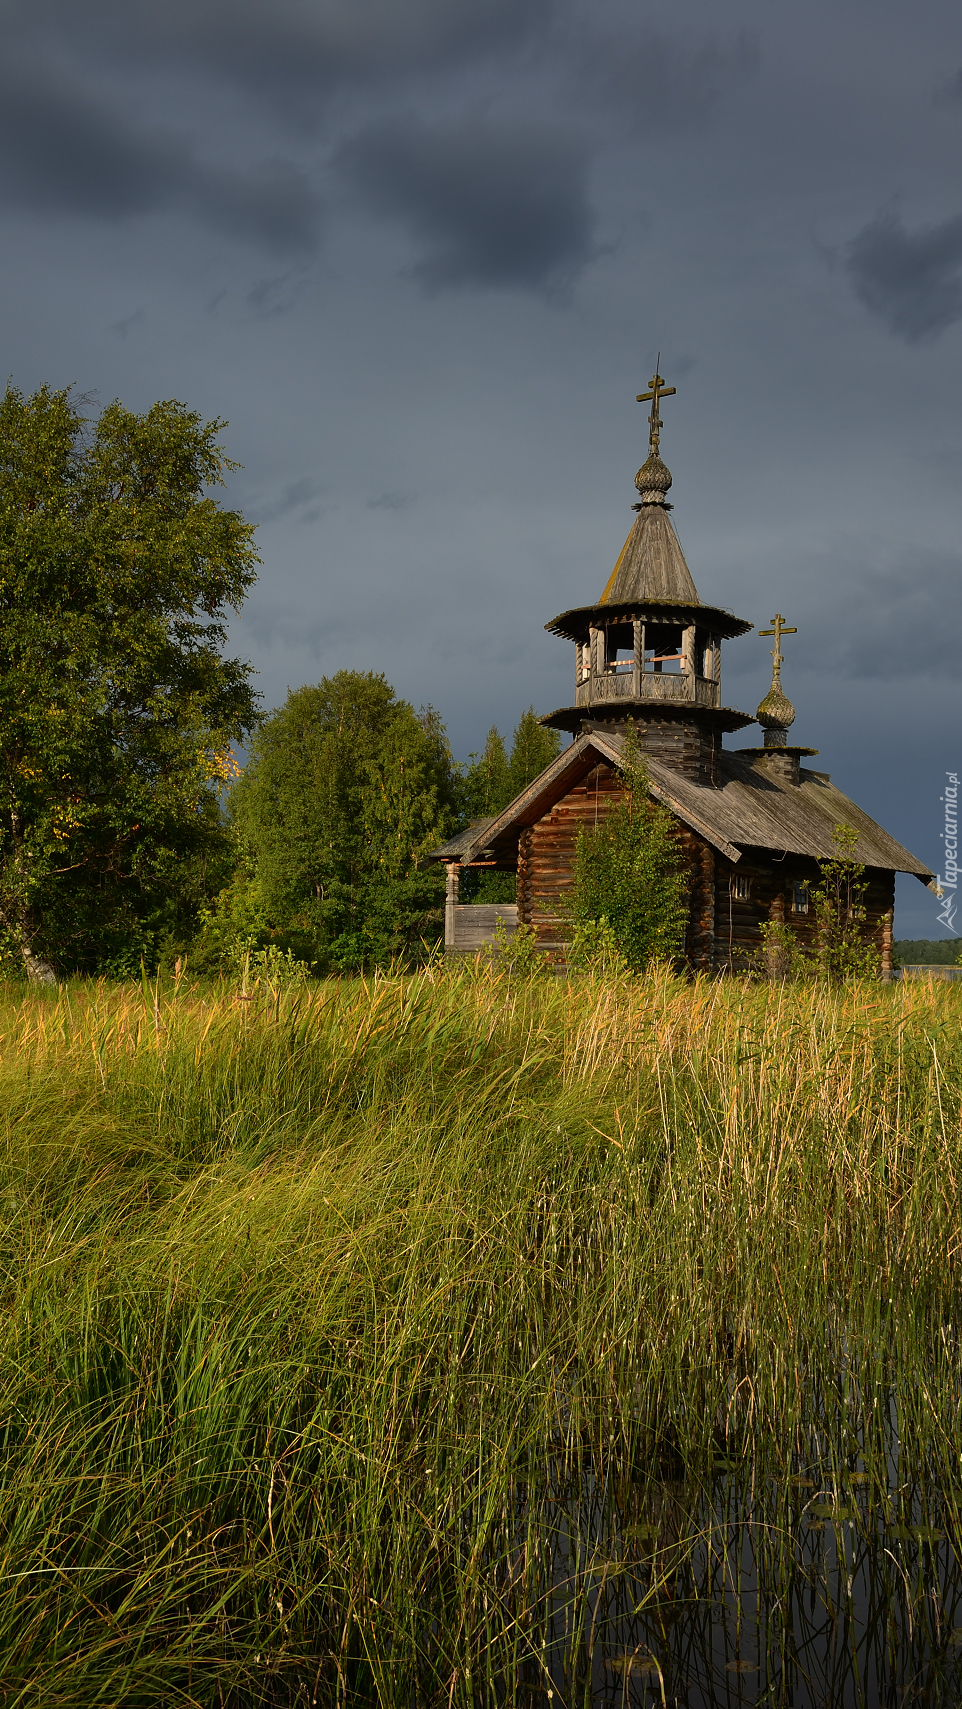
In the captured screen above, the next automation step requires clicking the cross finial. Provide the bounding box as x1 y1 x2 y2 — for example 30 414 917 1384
636 356 676 455
758 614 797 681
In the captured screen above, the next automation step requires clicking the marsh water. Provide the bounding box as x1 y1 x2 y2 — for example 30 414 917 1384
500 1364 962 1708
537 1461 962 1707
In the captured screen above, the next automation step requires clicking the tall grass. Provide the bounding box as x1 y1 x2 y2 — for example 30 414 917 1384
1 967 961 1704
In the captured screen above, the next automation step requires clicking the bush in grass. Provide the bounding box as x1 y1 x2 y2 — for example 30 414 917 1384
757 823 881 983
566 915 630 976
492 917 549 976
758 917 809 982
567 727 688 973
812 823 880 982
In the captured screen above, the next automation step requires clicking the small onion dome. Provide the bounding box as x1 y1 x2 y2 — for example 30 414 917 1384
756 681 795 734
634 451 673 505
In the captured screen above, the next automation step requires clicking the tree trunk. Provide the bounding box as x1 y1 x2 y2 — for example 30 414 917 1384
20 938 56 985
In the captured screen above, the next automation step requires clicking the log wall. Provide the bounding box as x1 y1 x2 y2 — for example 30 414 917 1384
528 764 623 953
585 712 719 784
523 760 898 973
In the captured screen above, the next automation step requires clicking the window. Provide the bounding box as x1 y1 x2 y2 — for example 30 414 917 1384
792 882 809 915
731 875 752 901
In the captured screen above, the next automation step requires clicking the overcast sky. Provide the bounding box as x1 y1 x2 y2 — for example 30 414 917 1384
4 0 962 936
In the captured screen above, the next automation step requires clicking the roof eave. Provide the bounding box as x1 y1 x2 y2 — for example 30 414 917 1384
544 600 753 642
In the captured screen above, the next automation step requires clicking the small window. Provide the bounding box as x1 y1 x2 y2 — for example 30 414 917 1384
792 882 809 915
731 875 752 901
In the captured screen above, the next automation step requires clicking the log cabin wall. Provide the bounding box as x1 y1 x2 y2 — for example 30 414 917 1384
522 763 898 973
526 763 712 961
587 711 719 784
527 763 623 952
712 855 896 975
516 827 533 927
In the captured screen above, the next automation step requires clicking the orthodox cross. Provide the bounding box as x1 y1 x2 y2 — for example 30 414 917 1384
759 614 797 680
636 362 676 455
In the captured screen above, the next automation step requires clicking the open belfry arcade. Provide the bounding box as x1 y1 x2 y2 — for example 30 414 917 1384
431 372 933 976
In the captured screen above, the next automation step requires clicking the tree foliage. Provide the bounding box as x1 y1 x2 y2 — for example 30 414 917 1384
568 730 689 972
811 823 880 981
462 727 511 820
226 672 459 970
460 709 561 904
0 383 260 976
462 709 561 820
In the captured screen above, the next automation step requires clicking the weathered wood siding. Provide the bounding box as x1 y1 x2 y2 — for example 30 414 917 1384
711 857 896 975
447 903 518 955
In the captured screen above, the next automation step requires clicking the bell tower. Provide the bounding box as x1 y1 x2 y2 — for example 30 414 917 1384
540 369 756 782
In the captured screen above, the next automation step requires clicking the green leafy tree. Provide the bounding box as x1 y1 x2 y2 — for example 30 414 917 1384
0 383 260 978
811 823 880 982
462 726 512 819
568 729 689 972
460 711 561 904
227 672 458 969
460 727 513 902
507 707 561 796
463 710 561 819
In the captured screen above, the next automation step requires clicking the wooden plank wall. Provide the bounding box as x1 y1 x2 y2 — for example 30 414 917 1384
711 859 896 975
448 903 518 955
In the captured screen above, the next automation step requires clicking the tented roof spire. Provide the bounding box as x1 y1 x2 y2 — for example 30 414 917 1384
599 365 700 606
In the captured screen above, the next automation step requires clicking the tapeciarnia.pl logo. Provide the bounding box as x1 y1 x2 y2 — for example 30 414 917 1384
937 771 959 933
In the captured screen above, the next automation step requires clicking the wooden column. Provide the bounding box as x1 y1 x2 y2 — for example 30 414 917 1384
633 619 644 697
590 624 603 680
765 883 789 980
682 623 695 696
881 905 894 983
700 842 716 971
517 829 532 926
445 863 460 953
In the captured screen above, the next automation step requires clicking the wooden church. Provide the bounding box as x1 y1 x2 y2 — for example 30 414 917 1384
432 373 932 977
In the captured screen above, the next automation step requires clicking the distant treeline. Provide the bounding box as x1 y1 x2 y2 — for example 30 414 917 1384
894 939 961 966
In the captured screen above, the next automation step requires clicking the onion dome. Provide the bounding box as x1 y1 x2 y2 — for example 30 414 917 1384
755 682 796 746
635 450 673 505
756 614 798 749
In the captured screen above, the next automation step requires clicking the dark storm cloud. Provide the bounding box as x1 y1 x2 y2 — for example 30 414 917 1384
0 63 319 249
781 547 962 683
244 269 312 318
846 210 962 342
109 309 145 340
568 20 761 130
934 67 962 105
253 478 325 524
14 0 552 114
337 116 596 294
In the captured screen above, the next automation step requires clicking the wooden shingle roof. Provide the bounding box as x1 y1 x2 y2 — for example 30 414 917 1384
599 505 700 605
431 730 932 881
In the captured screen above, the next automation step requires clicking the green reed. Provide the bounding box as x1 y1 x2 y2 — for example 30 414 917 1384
0 967 960 1704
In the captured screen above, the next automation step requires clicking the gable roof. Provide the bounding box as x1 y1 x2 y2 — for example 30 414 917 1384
430 730 933 881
